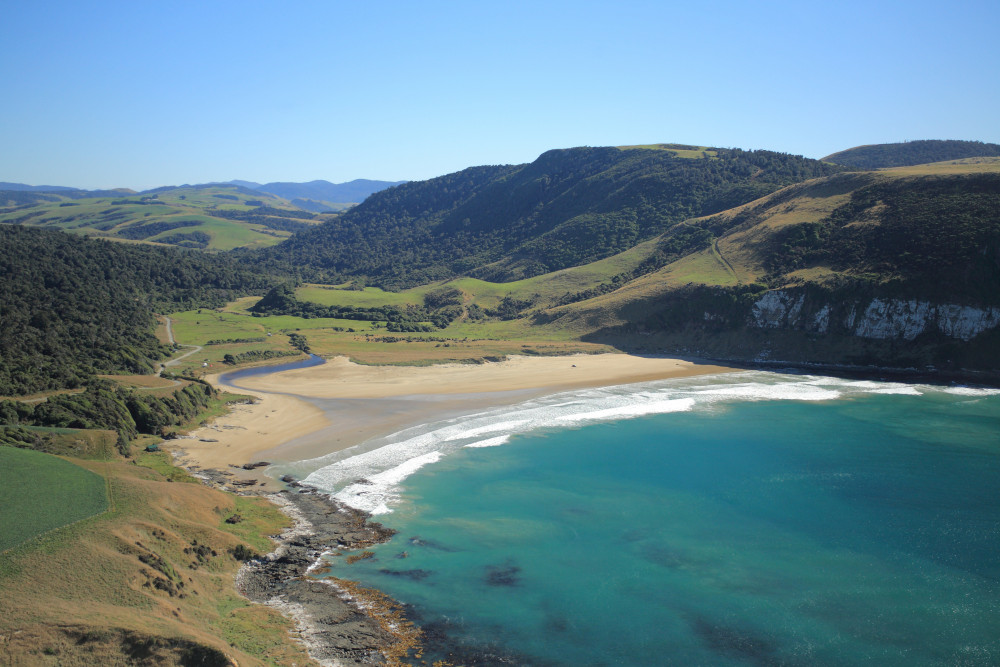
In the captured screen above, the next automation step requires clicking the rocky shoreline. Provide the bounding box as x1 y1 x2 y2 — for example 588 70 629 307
208 473 419 667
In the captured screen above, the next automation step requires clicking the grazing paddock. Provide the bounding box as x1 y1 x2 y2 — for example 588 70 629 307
0 446 108 552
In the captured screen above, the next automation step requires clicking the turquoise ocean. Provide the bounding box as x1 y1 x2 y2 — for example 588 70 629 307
289 371 1000 665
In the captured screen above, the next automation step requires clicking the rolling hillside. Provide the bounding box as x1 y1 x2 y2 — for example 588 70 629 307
274 158 1000 378
824 140 1000 169
247 145 845 288
0 184 323 251
540 159 1000 375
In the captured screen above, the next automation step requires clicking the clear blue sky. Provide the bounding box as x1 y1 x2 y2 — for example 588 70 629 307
2 0 998 190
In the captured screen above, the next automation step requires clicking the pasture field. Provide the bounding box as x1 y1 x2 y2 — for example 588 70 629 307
0 184 323 251
169 299 610 370
0 441 314 665
295 234 662 313
618 144 718 159
880 156 1000 176
0 445 108 552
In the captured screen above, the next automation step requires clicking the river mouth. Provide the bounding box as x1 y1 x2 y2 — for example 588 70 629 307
219 353 325 385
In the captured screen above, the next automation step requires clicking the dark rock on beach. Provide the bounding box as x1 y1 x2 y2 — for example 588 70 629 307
236 490 400 666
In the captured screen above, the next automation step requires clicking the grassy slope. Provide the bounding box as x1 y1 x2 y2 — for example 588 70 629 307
535 159 1000 332
0 185 320 251
0 431 316 667
0 446 108 552
159 157 1000 369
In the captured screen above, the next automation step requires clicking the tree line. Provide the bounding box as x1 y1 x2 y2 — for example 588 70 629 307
0 378 218 454
0 225 277 395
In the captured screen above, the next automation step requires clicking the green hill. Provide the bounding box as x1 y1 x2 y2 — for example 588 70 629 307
247 145 844 288
275 158 1000 378
0 225 274 395
0 184 324 251
824 140 1000 170
540 161 1000 376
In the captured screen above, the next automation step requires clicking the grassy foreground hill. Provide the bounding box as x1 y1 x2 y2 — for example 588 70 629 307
0 429 316 666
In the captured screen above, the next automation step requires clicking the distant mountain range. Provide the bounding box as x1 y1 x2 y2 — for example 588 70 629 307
0 182 81 192
0 178 405 212
225 179 406 210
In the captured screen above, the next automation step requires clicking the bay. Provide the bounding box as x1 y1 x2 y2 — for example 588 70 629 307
311 374 1000 665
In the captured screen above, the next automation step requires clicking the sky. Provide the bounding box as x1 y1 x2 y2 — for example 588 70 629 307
2 0 998 191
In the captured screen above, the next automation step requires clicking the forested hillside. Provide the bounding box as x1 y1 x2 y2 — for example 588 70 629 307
245 146 845 288
824 140 1000 169
537 164 1000 376
0 225 275 395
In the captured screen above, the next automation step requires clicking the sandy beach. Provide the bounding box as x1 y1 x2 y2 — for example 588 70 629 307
173 353 736 477
170 385 331 477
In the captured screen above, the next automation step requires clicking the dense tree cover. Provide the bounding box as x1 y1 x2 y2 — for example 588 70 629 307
209 208 315 233
0 225 276 395
422 286 464 309
244 147 844 289
0 378 217 453
206 337 266 345
250 283 460 328
824 140 1000 170
766 173 1000 302
485 296 536 320
116 219 201 240
159 230 212 248
222 350 300 365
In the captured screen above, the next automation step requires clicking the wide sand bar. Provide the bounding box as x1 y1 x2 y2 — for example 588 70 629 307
174 354 736 476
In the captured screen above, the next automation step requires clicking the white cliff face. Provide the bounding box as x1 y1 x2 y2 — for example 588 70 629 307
811 305 831 334
935 304 1000 341
750 291 1000 341
852 299 931 340
851 298 1000 341
751 291 805 329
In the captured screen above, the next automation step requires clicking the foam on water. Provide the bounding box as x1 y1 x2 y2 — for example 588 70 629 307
446 420 530 440
301 370 987 513
554 397 695 424
463 435 511 448
942 386 1000 396
333 450 443 515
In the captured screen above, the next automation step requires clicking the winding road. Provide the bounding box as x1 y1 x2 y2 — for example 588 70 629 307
159 316 203 374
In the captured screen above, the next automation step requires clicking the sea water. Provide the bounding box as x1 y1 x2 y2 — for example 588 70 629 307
302 372 1000 665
